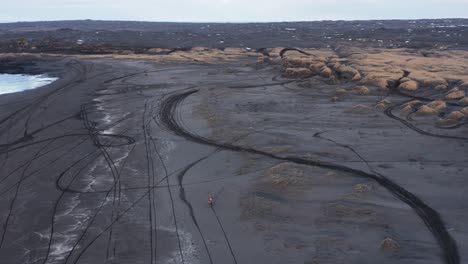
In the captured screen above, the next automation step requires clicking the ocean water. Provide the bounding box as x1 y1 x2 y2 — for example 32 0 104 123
0 73 58 95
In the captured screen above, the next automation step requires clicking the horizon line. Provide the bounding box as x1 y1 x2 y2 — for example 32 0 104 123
1 17 468 24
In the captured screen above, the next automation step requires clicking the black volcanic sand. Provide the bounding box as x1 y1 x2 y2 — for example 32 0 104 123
0 55 467 264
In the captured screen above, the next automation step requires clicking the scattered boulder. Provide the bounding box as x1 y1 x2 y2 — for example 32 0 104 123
147 48 170 54
335 88 347 96
282 57 313 68
360 77 389 90
426 100 447 111
459 81 468 89
309 62 326 74
283 68 312 78
435 84 448 91
459 97 468 106
401 105 413 113
355 86 370 95
352 72 362 82
319 66 334 79
378 99 392 105
445 90 465 100
421 78 448 87
256 56 269 64
336 65 361 81
375 102 387 110
380 238 400 253
416 105 438 115
399 80 419 91
406 100 421 106
400 77 412 83
119 50 135 55
328 61 342 70
460 107 468 115
191 47 208 52
445 111 466 122
346 104 372 113
376 99 392 110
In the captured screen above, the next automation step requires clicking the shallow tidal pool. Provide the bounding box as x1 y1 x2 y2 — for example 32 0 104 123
0 73 58 95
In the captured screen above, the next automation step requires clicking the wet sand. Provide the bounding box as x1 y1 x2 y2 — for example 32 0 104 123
0 48 467 264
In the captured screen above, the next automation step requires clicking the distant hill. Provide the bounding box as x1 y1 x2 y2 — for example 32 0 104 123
0 19 467 53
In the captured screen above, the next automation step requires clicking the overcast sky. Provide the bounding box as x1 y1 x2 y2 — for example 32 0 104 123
2 0 468 22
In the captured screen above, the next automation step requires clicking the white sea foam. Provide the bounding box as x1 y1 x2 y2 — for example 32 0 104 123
159 226 199 264
0 74 57 95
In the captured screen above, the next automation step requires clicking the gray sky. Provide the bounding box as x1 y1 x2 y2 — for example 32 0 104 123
2 0 468 22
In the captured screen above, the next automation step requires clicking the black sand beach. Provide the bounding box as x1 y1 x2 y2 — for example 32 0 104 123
0 20 467 264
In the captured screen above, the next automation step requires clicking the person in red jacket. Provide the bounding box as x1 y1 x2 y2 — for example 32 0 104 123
208 195 214 207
